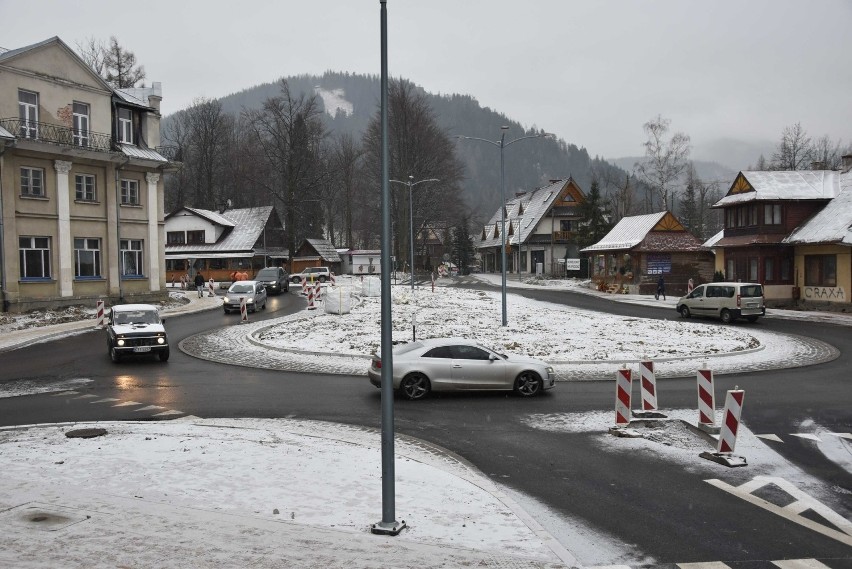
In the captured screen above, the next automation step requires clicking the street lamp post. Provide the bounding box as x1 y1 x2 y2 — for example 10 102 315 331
457 127 552 326
390 176 439 292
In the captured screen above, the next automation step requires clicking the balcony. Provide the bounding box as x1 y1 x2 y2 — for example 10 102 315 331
552 230 575 242
0 118 115 153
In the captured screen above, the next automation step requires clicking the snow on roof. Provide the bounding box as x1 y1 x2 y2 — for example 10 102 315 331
165 206 274 254
580 212 667 252
703 230 725 248
478 179 571 249
119 143 167 163
715 170 844 207
304 238 342 263
0 125 14 140
784 185 852 246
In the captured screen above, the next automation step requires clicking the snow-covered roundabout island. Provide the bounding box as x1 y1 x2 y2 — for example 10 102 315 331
181 282 836 380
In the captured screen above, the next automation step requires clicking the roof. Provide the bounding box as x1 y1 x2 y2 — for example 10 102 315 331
0 125 14 141
714 170 845 207
302 239 342 263
120 144 167 163
702 230 725 248
478 179 583 249
784 185 852 246
580 212 667 252
164 206 275 254
713 234 788 248
0 36 114 93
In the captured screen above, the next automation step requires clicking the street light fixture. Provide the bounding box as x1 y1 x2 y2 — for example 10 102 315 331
457 127 553 326
390 176 439 292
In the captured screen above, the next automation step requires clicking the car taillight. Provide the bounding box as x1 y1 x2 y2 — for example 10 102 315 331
372 358 382 369
736 294 741 308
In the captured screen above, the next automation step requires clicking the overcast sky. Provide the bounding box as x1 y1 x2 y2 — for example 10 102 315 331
3 0 850 161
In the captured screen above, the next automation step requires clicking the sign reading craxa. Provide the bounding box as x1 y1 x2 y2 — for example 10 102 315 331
804 286 846 301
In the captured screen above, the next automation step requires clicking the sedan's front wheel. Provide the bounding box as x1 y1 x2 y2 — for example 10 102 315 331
109 346 121 363
514 371 543 397
400 373 430 400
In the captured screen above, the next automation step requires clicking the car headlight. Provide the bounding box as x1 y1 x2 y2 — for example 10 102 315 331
157 337 165 345
546 366 554 376
224 296 232 303
117 339 125 347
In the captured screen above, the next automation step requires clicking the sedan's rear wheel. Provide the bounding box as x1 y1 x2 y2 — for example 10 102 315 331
514 371 543 397
400 373 430 400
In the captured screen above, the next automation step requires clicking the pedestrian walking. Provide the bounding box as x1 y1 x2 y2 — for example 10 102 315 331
655 275 666 301
194 271 205 298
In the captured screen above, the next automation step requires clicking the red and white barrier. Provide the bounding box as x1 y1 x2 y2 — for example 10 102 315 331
301 277 308 296
208 278 215 297
431 271 435 292
639 361 658 412
307 286 316 310
697 368 716 427
240 297 248 322
330 273 336 285
95 300 105 329
717 389 745 453
314 280 322 303
615 368 631 426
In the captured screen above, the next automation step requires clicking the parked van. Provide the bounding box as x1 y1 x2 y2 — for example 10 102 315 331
676 282 765 324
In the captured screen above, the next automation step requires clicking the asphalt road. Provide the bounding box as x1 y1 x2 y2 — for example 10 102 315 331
1 284 850 565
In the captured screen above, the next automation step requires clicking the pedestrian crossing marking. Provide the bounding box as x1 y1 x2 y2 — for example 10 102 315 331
790 433 822 441
828 432 852 440
756 434 784 442
772 559 832 569
706 476 852 547
134 405 165 412
151 410 184 417
51 391 79 396
72 394 98 399
90 398 120 404
677 563 730 569
112 401 142 407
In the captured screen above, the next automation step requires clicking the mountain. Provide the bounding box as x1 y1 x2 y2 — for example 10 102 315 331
609 157 738 188
165 72 631 223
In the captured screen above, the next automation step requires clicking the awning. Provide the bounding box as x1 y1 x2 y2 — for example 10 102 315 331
165 252 254 260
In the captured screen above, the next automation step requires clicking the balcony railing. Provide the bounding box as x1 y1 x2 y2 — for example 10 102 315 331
552 230 575 242
0 118 115 153
155 145 181 161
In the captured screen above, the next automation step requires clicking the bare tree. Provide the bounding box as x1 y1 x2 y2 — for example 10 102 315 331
811 134 845 170
103 36 146 88
327 132 365 247
243 81 329 256
75 36 107 76
770 122 812 171
635 115 691 212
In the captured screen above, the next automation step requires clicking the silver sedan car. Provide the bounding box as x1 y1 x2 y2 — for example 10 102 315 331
368 338 556 400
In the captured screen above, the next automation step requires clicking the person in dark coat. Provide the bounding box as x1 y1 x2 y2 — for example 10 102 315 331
194 271 205 298
656 275 666 301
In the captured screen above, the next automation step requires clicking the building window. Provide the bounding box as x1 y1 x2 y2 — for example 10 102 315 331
804 255 836 287
19 236 51 279
120 179 139 205
166 231 185 245
780 258 791 282
120 239 144 276
764 257 775 283
21 167 45 197
72 102 90 147
118 108 133 144
18 89 38 138
75 174 96 201
726 258 735 281
74 238 101 278
764 204 782 225
186 230 205 244
749 258 758 282
748 205 758 226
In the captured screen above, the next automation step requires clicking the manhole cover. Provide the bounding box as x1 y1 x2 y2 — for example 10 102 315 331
0 504 91 532
65 428 107 439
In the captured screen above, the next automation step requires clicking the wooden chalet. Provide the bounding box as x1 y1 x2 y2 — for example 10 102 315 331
292 238 342 274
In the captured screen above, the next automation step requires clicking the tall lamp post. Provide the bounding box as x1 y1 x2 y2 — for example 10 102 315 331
390 176 439 291
457 126 552 326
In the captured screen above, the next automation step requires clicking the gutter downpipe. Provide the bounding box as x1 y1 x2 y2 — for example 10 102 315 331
115 155 131 303
0 139 17 312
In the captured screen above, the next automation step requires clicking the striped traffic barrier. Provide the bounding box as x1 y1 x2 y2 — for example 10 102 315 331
208 278 215 297
614 368 631 426
95 300 105 329
301 277 308 296
700 388 747 467
632 361 666 418
696 368 718 433
240 297 248 323
314 279 322 303
330 272 336 285
307 285 316 310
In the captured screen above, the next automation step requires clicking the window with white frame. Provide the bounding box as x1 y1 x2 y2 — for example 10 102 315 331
120 179 139 205
72 102 90 147
19 236 51 279
75 174 96 201
20 167 45 197
18 89 38 138
118 108 133 144
74 238 101 278
120 239 143 276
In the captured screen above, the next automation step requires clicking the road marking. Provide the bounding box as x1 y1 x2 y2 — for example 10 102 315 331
112 401 142 407
51 391 79 396
827 432 852 440
772 560 832 569
151 410 184 417
90 398 120 404
172 415 202 421
134 405 165 412
677 563 731 569
756 434 784 442
72 394 98 399
706 476 852 547
789 434 822 441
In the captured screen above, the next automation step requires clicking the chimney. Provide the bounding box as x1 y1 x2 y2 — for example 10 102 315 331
842 154 852 173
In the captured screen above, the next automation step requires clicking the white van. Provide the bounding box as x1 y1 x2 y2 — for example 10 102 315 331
676 282 765 324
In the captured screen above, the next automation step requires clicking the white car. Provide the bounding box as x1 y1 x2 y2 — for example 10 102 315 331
676 282 765 324
291 267 331 283
223 280 267 313
106 304 169 362
368 338 556 400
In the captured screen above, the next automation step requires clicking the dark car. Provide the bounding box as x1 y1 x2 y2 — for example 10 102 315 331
106 304 169 363
255 267 289 295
